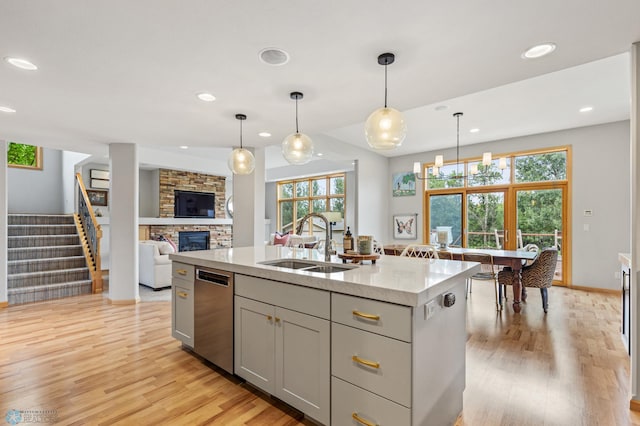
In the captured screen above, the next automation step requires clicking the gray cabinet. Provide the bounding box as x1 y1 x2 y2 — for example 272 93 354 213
234 275 330 425
171 262 194 347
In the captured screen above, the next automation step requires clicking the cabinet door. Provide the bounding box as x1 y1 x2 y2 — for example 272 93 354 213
275 307 330 426
172 283 193 347
234 296 275 394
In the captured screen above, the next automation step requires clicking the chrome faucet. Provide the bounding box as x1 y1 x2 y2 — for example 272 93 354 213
296 212 332 262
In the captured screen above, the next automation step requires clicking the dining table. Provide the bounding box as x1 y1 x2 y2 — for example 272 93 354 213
383 244 538 312
436 247 538 313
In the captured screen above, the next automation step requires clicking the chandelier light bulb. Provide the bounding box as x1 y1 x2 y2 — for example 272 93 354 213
470 163 479 175
482 152 492 167
499 157 508 170
435 155 444 168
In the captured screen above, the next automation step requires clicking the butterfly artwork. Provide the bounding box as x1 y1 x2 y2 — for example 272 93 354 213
393 214 418 239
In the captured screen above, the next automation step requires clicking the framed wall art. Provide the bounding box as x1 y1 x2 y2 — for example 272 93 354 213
393 213 417 240
392 171 416 197
87 190 108 206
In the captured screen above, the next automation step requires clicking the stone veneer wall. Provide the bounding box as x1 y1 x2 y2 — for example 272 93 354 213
159 169 226 218
149 224 232 249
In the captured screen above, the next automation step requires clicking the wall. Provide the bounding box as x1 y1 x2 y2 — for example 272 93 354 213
139 169 159 217
8 147 64 214
158 169 226 218
62 151 91 213
389 120 631 290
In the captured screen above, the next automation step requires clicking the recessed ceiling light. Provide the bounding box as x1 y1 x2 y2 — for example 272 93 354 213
469 128 480 133
521 43 556 59
0 106 16 113
258 132 272 138
579 106 593 113
435 105 449 111
4 57 38 70
197 93 216 102
317 153 324 157
179 145 189 149
258 48 290 66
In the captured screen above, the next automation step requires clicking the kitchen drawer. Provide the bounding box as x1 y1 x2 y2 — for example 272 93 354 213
332 293 412 342
332 322 411 407
331 376 410 426
235 274 330 320
172 262 194 282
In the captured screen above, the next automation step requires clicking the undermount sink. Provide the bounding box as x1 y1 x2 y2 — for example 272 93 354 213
303 265 355 274
259 259 319 269
259 259 357 274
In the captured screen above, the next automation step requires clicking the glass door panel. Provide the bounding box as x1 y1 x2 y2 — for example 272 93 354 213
515 188 564 283
466 191 505 249
429 194 463 246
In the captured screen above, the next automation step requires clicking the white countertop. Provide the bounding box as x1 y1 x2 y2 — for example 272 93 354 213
170 246 481 307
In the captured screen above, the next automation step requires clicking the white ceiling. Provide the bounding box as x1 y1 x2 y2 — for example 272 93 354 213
0 1 639 171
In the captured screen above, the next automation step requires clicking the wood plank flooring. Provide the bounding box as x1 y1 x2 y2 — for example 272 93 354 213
1 284 639 425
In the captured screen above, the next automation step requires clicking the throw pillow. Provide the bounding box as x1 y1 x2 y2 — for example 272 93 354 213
157 241 175 255
273 232 290 246
162 235 178 252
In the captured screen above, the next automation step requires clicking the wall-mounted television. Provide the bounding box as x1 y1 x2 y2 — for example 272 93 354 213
174 190 215 218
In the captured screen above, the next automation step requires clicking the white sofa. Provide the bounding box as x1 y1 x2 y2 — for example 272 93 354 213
139 240 173 289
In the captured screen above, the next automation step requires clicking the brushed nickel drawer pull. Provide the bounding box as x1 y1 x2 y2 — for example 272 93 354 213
352 355 380 369
352 412 377 426
177 291 188 298
176 269 188 276
352 310 380 321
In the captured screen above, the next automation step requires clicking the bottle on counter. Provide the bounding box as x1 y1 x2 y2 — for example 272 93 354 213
343 226 354 252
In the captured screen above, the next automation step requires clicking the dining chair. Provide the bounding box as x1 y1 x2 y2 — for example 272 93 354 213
372 239 385 255
498 248 558 313
499 243 539 302
400 244 439 259
436 250 453 260
461 252 501 311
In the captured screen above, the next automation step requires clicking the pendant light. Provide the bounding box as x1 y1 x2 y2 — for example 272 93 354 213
228 114 255 175
282 91 314 165
365 52 407 150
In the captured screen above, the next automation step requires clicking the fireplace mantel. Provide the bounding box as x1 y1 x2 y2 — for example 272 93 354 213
97 217 233 226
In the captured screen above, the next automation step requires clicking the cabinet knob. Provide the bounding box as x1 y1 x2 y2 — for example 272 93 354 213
275 317 281 323
267 315 272 321
352 310 380 321
176 269 187 276
177 291 188 298
352 412 377 426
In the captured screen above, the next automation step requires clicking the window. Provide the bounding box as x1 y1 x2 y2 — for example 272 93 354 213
277 173 346 240
422 146 569 285
7 142 42 170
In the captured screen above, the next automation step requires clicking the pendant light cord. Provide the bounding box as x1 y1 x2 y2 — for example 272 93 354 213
384 62 388 108
456 113 460 175
239 118 243 149
295 97 299 133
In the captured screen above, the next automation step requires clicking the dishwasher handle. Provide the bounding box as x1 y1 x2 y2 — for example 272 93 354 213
195 269 231 287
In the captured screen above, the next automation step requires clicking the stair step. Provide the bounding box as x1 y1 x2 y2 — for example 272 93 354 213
8 234 80 249
8 214 75 226
8 256 87 274
8 224 78 236
8 245 85 261
8 280 93 305
8 268 91 288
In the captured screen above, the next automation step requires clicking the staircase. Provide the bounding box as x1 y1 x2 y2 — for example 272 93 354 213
7 214 92 305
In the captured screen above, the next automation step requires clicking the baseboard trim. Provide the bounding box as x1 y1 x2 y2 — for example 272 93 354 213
108 297 140 305
0 301 8 309
570 285 621 295
630 398 640 412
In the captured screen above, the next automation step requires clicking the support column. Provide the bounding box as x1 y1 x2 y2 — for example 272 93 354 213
232 147 266 247
631 41 640 409
108 143 139 304
0 140 8 307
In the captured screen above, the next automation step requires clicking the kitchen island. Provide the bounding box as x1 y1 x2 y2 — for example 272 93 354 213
170 245 480 426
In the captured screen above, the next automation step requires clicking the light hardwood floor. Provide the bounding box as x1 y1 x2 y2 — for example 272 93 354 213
1 284 639 425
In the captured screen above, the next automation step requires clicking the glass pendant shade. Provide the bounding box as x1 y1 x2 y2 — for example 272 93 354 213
282 132 313 165
364 107 407 150
228 148 255 175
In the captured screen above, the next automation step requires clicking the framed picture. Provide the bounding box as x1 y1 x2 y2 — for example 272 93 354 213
392 172 416 197
91 179 109 189
87 190 108 206
393 213 418 240
90 169 110 180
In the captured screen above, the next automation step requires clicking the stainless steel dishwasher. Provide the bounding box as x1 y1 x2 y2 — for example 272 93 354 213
194 267 234 374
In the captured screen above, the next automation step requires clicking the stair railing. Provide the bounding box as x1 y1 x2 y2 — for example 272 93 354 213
74 172 103 293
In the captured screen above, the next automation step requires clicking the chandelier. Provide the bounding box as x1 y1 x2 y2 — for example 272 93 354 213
414 112 506 181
